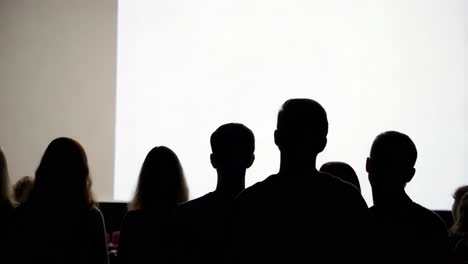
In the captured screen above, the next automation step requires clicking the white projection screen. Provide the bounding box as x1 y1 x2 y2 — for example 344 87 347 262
115 0 468 210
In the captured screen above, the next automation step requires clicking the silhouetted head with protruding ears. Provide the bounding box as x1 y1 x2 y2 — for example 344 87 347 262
28 137 95 210
320 161 361 192
0 147 12 209
130 146 188 211
367 131 417 201
210 123 255 175
275 98 328 172
210 123 255 195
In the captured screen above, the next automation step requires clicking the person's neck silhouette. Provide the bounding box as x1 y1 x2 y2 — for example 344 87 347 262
320 161 361 192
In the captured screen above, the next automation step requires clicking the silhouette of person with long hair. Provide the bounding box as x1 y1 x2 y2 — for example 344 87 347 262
0 147 14 261
10 137 108 264
0 148 13 210
367 131 448 264
176 123 255 264
231 99 372 264
118 146 189 264
449 186 468 264
320 161 361 192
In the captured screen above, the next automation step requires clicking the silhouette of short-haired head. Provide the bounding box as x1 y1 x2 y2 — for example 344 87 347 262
275 99 328 155
210 123 255 172
13 176 34 204
29 137 95 209
130 146 188 211
366 131 417 190
320 161 361 192
0 147 12 208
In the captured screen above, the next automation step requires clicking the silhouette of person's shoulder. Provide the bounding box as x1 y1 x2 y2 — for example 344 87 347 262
234 174 280 206
317 171 360 192
321 171 361 192
122 209 158 229
176 191 229 237
232 171 372 264
312 172 370 215
371 200 446 232
236 171 367 213
412 202 446 222
85 207 106 231
370 200 448 263
120 208 174 249
123 209 143 221
87 206 104 219
407 202 447 236
178 192 217 215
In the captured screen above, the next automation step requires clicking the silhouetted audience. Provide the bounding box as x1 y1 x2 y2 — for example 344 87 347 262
13 176 34 204
118 146 189 264
231 99 372 264
176 123 255 264
367 131 448 264
2 99 465 264
320 161 361 192
10 137 108 264
449 186 468 264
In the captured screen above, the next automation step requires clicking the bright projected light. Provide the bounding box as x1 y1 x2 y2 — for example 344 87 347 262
115 0 468 209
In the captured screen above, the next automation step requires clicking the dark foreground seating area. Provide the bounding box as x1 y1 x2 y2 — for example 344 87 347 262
98 202 454 252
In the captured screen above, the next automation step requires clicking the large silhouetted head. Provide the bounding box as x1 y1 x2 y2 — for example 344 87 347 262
131 146 189 210
366 131 417 191
275 99 328 156
210 123 255 173
320 161 361 192
30 137 95 209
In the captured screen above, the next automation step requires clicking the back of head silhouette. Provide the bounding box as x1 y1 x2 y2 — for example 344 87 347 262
275 98 328 159
210 123 255 175
451 185 468 236
29 137 94 209
13 176 34 204
130 146 188 211
367 131 417 192
0 147 12 207
320 161 361 191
